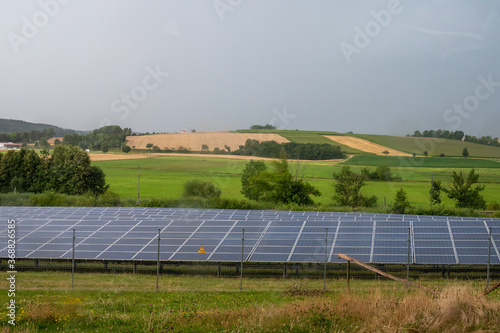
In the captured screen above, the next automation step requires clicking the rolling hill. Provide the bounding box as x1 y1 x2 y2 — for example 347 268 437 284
235 129 500 158
0 118 79 136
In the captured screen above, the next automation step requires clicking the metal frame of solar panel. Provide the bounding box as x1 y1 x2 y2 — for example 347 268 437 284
1 207 499 265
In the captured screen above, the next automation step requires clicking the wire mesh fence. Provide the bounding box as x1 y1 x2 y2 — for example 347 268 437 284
2 257 500 292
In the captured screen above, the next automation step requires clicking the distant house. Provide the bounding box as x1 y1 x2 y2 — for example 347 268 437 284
0 142 22 150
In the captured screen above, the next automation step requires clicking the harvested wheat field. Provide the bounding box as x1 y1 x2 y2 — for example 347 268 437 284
125 131 289 151
89 153 282 162
324 135 411 156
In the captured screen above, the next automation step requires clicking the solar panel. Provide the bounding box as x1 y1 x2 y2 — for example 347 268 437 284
1 206 500 264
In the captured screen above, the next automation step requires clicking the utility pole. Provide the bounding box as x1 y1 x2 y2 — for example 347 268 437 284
430 173 434 210
137 165 141 206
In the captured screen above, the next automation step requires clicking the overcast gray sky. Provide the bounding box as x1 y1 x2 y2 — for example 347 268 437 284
1 0 499 136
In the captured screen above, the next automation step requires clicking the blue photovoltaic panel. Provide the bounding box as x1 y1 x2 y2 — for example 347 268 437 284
1 206 499 264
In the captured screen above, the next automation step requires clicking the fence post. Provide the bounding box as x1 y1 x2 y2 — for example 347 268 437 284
72 229 75 291
324 228 328 291
487 227 492 289
240 229 244 292
283 262 287 279
407 227 410 288
347 260 350 292
156 229 160 293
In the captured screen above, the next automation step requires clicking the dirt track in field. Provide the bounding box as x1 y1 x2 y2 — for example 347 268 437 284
125 131 290 151
90 153 347 162
323 135 412 156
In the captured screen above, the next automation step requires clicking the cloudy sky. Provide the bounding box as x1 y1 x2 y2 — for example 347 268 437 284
1 0 500 136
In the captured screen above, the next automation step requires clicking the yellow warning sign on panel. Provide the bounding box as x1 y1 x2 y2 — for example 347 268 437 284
198 246 206 254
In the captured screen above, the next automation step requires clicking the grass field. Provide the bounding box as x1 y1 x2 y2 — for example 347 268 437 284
94 155 500 208
343 155 500 168
1 271 499 332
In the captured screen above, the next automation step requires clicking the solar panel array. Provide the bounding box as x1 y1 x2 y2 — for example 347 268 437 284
1 206 499 265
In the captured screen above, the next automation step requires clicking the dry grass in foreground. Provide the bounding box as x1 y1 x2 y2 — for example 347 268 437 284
189 285 500 332
1 282 499 332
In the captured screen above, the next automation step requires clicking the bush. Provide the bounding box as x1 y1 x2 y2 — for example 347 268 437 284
183 180 221 199
486 202 500 211
365 165 401 181
95 191 122 206
0 193 31 206
122 145 131 153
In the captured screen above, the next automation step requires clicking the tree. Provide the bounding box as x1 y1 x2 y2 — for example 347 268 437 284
121 145 131 153
224 145 231 153
439 153 445 158
392 188 410 214
101 142 110 153
48 145 109 195
240 157 321 205
412 152 416 157
443 169 486 209
183 180 221 199
430 179 442 205
146 143 153 150
413 130 422 137
201 144 209 152
423 150 428 157
241 160 269 201
332 166 376 208
250 124 277 130
382 150 390 157
462 148 469 158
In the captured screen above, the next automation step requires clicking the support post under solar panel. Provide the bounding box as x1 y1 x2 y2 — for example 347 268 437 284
240 228 244 292
487 227 492 289
156 228 160 293
324 228 328 291
72 229 75 291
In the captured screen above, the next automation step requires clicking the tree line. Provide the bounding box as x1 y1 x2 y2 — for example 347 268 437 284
233 139 345 160
63 126 131 152
409 129 499 147
236 158 488 213
0 128 56 144
0 146 108 195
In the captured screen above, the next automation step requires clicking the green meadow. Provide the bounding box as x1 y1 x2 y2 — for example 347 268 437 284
94 154 500 208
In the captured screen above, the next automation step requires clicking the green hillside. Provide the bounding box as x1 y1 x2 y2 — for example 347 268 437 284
355 134 500 158
235 129 366 154
237 129 500 158
0 118 79 136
